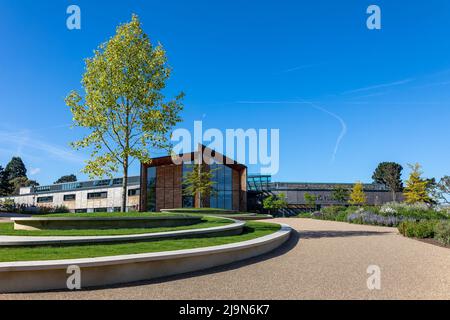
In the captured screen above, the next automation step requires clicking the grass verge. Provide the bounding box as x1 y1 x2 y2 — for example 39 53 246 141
0 216 231 237
0 222 281 262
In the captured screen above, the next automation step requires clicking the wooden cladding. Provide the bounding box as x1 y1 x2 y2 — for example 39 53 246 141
155 165 183 211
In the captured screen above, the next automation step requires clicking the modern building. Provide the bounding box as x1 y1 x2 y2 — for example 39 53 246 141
139 144 248 212
0 146 402 214
247 175 404 214
0 177 141 213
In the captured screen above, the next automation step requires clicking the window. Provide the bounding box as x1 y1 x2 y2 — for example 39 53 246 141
37 196 53 203
113 207 121 212
210 164 233 210
93 179 111 187
128 188 140 196
62 182 82 191
87 192 108 199
75 209 87 213
94 208 108 213
147 167 157 211
182 164 195 208
63 194 76 201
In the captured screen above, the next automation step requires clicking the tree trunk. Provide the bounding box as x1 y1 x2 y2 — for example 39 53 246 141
122 160 128 213
392 189 397 202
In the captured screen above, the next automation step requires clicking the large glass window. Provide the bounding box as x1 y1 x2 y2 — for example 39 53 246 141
210 164 233 210
147 167 156 212
182 164 195 208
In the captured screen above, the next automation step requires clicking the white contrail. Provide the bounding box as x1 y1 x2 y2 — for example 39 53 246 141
236 99 347 163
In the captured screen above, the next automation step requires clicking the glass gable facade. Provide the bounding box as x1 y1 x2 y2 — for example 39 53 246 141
182 164 195 208
210 164 233 210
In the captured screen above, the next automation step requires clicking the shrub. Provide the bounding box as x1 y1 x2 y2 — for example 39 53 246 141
379 202 447 220
435 221 450 246
398 220 439 238
348 209 407 227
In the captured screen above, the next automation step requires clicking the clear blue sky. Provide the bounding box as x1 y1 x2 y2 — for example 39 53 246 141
1 0 450 185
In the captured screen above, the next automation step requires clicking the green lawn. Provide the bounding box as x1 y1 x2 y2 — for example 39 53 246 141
0 216 231 237
0 222 281 262
34 212 183 218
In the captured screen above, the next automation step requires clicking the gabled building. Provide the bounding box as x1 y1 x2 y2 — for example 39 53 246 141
139 144 248 212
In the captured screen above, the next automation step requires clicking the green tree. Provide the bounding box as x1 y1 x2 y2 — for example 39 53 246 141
54 174 78 184
403 163 432 204
349 182 367 206
65 14 184 212
0 166 12 196
263 193 288 215
5 157 27 181
10 176 39 196
372 162 403 201
304 193 318 211
183 164 216 208
331 186 349 203
432 176 450 205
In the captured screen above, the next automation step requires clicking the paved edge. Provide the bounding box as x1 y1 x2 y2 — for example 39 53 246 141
0 223 292 293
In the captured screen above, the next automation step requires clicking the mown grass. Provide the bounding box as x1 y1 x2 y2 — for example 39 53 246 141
0 216 231 237
34 212 180 218
0 222 281 262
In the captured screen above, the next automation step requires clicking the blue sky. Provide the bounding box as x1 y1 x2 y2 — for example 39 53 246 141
1 0 450 185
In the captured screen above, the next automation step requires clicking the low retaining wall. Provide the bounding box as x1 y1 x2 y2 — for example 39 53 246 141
12 216 202 231
0 220 245 247
0 224 291 293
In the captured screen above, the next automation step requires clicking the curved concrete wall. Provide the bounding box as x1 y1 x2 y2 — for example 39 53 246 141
0 224 291 293
0 221 245 247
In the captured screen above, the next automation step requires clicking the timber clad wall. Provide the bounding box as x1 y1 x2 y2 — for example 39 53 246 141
156 165 183 211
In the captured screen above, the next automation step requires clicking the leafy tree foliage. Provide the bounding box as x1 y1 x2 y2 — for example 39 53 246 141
403 163 432 204
0 166 12 196
10 176 39 196
263 193 288 214
5 157 27 181
54 174 78 184
304 192 318 211
183 164 216 208
66 14 184 211
349 182 367 205
331 186 350 203
372 162 403 201
433 176 450 205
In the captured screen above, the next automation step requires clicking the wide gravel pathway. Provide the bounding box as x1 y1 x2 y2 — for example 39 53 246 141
2 218 449 300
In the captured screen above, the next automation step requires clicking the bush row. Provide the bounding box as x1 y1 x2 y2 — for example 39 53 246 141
398 220 450 246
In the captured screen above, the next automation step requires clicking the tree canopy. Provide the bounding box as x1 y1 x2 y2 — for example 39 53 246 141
54 174 78 184
349 182 367 205
182 164 216 208
372 162 403 201
331 186 350 203
403 163 432 204
66 14 184 211
0 166 12 196
5 157 27 181
263 193 288 214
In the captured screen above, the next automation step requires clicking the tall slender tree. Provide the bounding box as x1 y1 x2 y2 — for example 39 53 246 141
349 182 367 206
4 157 27 181
66 14 184 212
372 162 403 201
183 164 216 208
0 166 12 196
403 163 432 204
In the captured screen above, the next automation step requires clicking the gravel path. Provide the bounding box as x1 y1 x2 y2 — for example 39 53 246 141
1 218 449 300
